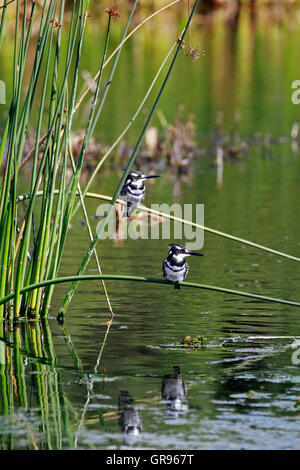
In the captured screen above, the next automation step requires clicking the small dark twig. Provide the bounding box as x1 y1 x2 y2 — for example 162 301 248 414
0 0 16 10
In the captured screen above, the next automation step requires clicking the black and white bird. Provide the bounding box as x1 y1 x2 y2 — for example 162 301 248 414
120 170 160 217
162 243 204 289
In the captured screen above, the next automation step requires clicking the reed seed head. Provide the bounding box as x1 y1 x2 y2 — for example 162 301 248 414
105 8 120 18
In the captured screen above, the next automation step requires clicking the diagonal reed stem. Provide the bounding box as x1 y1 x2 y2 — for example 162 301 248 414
17 190 300 264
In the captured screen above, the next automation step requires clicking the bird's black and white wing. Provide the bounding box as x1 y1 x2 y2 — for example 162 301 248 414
183 262 189 281
120 184 130 218
162 258 167 278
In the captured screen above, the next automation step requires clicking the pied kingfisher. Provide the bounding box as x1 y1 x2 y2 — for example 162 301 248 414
162 244 204 289
120 170 160 217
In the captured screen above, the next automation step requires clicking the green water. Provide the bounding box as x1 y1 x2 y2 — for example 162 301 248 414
1 5 300 450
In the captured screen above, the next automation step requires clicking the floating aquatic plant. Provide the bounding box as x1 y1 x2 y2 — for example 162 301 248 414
180 335 208 350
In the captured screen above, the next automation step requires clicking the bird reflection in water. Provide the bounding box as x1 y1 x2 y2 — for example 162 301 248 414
118 389 142 444
161 366 188 416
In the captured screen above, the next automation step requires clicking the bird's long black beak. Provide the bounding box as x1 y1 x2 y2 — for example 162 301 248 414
142 174 160 180
185 250 205 256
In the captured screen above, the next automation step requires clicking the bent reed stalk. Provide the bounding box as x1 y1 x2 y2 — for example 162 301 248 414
0 274 300 311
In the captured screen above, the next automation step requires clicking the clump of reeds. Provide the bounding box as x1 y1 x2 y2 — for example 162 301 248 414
0 0 137 319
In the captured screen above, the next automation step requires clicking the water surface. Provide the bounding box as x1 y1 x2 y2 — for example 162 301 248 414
1 146 300 449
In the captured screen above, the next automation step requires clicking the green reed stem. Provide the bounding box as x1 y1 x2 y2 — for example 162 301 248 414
0 0 8 52
1 274 300 310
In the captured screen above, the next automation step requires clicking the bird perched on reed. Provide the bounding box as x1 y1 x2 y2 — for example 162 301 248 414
162 243 204 289
120 170 160 217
